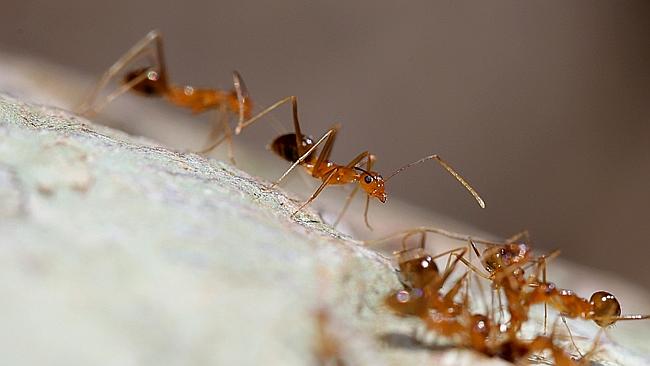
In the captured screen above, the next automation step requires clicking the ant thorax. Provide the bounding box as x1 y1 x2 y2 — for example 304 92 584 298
394 248 440 289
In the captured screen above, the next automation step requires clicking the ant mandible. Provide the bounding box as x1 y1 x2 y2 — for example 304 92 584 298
235 96 485 228
77 30 263 163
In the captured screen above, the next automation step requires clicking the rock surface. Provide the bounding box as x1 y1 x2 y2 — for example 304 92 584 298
0 94 648 366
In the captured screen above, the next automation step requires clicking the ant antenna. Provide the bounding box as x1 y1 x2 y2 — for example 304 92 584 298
384 154 486 209
610 314 650 321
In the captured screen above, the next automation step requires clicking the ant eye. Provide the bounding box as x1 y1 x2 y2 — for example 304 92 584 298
364 175 373 184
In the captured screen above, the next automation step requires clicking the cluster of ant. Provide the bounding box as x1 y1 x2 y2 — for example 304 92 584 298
79 30 648 365
367 228 650 365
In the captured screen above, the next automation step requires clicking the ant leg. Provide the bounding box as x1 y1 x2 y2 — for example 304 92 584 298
418 231 427 250
537 254 549 335
311 126 342 178
292 169 338 217
196 104 234 158
452 254 492 280
431 247 468 264
496 288 505 324
490 289 497 325
393 229 427 253
363 195 373 230
505 230 530 243
332 186 359 228
231 71 250 126
560 316 583 357
85 71 149 116
222 112 236 164
580 328 604 362
233 96 295 136
273 126 339 187
78 30 167 116
432 248 467 289
333 153 373 228
336 150 375 230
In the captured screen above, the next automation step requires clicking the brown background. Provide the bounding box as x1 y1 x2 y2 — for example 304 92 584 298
1 1 649 288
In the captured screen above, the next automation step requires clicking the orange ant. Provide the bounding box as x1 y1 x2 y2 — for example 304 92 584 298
428 282 583 365
77 30 265 163
384 244 470 320
524 280 650 357
234 96 485 228
464 315 585 366
366 227 556 333
380 234 582 365
464 234 650 358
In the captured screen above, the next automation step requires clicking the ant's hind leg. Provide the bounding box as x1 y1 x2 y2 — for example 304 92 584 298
77 30 167 116
233 96 295 135
232 71 250 127
196 105 236 165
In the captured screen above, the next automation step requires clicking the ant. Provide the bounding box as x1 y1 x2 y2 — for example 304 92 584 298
77 30 269 163
524 281 650 357
464 315 585 366
234 96 485 228
380 234 582 365
430 283 583 365
463 235 650 358
366 227 556 334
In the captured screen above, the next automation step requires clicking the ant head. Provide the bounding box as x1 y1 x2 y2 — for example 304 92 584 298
590 291 621 327
482 243 531 273
355 168 386 203
124 67 166 96
395 248 440 289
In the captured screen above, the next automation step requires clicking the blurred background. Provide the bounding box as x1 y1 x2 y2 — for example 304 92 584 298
1 1 649 289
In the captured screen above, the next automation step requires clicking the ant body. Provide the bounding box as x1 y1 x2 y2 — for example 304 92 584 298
236 96 485 228
77 30 262 162
371 227 640 361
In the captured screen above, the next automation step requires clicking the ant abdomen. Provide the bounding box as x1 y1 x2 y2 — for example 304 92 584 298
589 291 621 327
123 68 166 96
269 133 316 163
385 288 428 317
